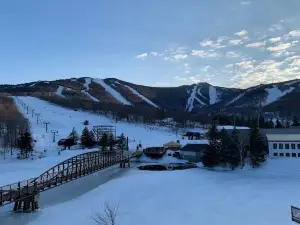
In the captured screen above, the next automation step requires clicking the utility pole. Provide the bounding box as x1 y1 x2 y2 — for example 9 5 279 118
43 122 50 133
51 130 58 143
26 107 29 115
32 110 35 118
36 113 40 124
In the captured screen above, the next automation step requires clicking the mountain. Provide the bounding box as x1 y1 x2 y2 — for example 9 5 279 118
1 77 300 117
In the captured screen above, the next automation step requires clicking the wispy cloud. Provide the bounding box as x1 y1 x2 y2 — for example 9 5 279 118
269 37 281 43
269 24 283 32
241 1 251 5
173 54 188 60
245 41 266 48
191 50 221 58
229 39 243 45
235 30 248 36
150 52 159 56
199 38 228 49
226 51 241 58
136 53 148 59
288 29 300 37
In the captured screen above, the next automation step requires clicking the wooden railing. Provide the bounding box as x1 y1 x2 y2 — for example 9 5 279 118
0 150 131 207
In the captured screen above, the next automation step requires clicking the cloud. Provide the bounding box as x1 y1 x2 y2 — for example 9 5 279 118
267 42 293 52
201 65 211 72
150 52 159 56
136 53 148 59
245 41 265 48
174 76 188 81
229 39 243 45
199 38 227 49
224 64 234 69
269 37 281 43
191 50 221 58
189 76 201 83
241 1 251 5
288 29 300 37
235 30 248 36
236 60 255 69
269 24 283 32
226 51 241 58
200 39 214 47
173 54 188 60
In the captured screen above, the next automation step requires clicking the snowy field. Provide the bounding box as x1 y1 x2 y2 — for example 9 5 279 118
1 158 298 225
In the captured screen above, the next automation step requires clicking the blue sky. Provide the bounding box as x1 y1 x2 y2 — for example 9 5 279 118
0 0 300 88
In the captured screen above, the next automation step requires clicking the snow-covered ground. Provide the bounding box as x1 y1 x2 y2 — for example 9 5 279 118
10 158 300 225
0 96 182 184
264 86 295 106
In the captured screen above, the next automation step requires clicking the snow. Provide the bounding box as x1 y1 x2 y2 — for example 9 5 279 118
55 86 65 98
29 83 36 87
83 77 92 90
209 86 219 105
197 87 208 100
0 96 180 184
18 158 300 225
81 90 100 102
186 85 207 112
93 79 132 105
285 80 299 86
217 125 250 130
226 85 262 107
264 86 295 106
124 85 159 108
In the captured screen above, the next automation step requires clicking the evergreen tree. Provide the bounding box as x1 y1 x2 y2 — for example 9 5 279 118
18 130 33 159
100 133 108 150
118 133 127 150
80 127 90 148
69 127 79 143
249 125 266 168
275 119 283 128
219 128 230 167
202 124 220 167
293 116 299 126
107 134 114 150
227 128 241 170
89 130 96 146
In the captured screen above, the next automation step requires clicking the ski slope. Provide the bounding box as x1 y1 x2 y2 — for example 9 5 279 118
264 86 295 106
124 85 159 108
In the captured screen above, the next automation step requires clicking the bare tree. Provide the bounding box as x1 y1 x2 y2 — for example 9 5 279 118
92 202 119 225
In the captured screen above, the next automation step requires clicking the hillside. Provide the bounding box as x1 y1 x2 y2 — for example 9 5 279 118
1 77 300 117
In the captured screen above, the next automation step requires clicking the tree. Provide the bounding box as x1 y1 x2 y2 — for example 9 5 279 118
275 119 283 128
202 124 220 167
118 133 127 150
81 127 90 148
84 120 89 126
227 128 242 170
18 130 33 159
293 116 299 126
107 134 114 150
249 125 266 168
69 127 79 144
219 128 230 167
92 202 119 225
100 133 108 150
89 130 96 145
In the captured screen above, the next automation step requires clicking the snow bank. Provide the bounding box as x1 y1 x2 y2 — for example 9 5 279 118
93 79 132 105
264 86 295 106
124 85 159 108
25 158 300 225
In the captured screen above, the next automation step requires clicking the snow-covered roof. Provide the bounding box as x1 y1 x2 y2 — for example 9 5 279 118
217 125 249 130
179 139 209 146
266 134 300 142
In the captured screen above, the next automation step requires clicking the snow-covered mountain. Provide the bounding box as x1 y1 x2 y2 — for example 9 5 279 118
1 77 300 116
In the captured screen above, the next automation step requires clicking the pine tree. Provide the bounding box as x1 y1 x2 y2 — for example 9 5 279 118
81 127 90 148
202 123 220 167
219 128 230 167
69 127 79 143
275 119 283 128
107 134 114 150
18 130 33 159
227 128 241 170
118 133 127 150
249 125 266 168
100 133 108 150
293 116 299 126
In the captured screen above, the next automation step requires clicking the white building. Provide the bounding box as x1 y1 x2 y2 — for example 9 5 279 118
266 134 300 158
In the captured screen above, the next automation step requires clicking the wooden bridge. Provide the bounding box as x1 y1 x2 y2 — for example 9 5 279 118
0 150 132 212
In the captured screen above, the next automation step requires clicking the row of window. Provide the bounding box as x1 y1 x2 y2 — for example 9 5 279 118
273 143 300 150
273 152 300 157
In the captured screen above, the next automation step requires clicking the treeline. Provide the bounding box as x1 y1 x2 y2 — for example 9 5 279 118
0 94 33 159
203 123 267 169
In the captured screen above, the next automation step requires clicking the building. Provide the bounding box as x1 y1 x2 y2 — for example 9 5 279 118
267 134 300 158
163 141 181 150
180 141 209 162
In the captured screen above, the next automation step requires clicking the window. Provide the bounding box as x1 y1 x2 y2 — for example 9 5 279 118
285 144 290 149
279 144 283 149
298 144 300 149
273 153 278 156
273 143 277 149
298 153 300 157
292 144 296 149
286 153 290 157
292 153 296 157
280 153 284 156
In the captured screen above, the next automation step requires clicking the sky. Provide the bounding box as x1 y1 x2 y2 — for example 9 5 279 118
0 0 300 89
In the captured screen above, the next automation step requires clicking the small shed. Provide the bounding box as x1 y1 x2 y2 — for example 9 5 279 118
180 143 209 162
163 141 181 150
